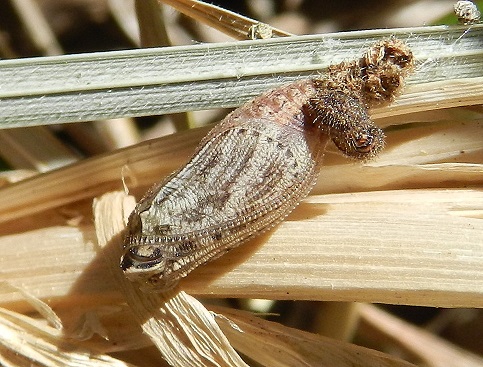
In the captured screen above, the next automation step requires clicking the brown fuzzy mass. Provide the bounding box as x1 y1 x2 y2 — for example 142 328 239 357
315 38 414 108
305 38 412 160
306 90 385 161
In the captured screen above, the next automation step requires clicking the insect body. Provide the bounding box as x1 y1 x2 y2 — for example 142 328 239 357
121 38 413 291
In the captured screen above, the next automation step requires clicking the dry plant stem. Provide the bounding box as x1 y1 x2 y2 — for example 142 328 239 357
10 0 62 55
0 305 134 367
135 0 194 132
370 78 483 119
358 304 483 367
0 126 79 171
181 189 483 304
136 0 171 47
1 188 481 309
312 302 360 341
108 0 141 46
158 0 292 39
0 169 37 186
0 231 417 367
93 191 248 367
93 118 141 150
212 306 418 367
0 25 481 128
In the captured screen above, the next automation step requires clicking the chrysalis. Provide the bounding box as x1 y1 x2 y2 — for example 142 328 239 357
121 38 413 290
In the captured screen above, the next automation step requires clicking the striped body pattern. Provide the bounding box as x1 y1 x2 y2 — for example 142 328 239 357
121 38 413 290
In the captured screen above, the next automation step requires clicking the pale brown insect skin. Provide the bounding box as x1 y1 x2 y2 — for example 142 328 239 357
121 38 414 291
122 79 330 291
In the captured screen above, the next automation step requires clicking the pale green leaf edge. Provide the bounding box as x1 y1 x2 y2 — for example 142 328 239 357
0 24 482 128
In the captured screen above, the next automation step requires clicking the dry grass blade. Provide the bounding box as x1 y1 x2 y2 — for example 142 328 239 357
0 127 79 172
0 304 133 367
0 25 481 127
93 191 248 367
0 188 481 308
359 304 483 367
183 189 483 306
10 0 62 55
158 0 292 39
371 78 483 119
211 306 417 367
135 0 171 47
